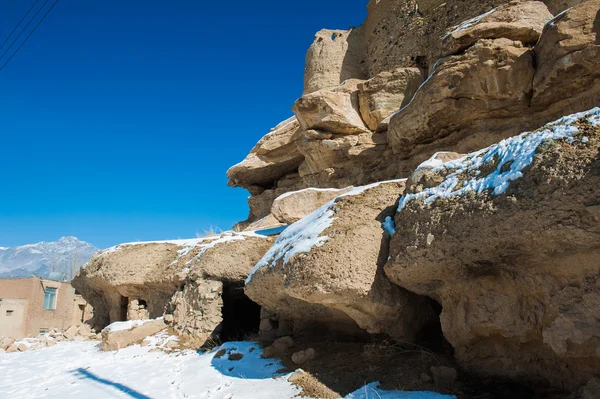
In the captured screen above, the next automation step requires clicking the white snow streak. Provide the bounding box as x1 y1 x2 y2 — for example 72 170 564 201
397 108 600 213
247 180 406 283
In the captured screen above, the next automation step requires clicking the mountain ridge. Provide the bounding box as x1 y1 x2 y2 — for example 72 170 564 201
0 236 99 281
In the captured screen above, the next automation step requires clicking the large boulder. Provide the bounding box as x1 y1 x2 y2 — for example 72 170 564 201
100 318 167 351
246 180 437 341
293 79 371 135
303 28 367 94
226 117 304 189
441 1 553 56
73 232 272 331
385 108 600 389
296 131 388 179
532 0 600 111
270 187 352 224
357 67 424 132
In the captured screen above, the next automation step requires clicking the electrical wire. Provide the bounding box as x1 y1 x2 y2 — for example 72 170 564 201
0 0 60 73
0 0 42 52
0 0 50 63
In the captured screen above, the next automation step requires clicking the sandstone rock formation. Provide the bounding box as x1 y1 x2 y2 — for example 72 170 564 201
441 1 552 56
226 117 304 189
269 187 352 224
100 318 167 351
73 232 273 346
246 180 437 341
168 233 273 344
229 0 600 219
532 0 600 110
293 79 370 135
72 0 600 394
386 109 600 389
303 28 366 94
389 37 535 156
357 67 424 132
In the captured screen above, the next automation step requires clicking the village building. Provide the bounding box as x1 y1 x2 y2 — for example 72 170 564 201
0 275 92 339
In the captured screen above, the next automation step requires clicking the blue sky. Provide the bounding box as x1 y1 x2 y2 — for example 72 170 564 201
0 0 366 249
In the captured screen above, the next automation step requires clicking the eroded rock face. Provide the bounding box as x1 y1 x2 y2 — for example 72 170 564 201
270 187 352 224
293 79 370 135
226 117 304 189
441 1 553 56
365 0 518 75
73 232 273 338
357 67 424 132
543 0 585 14
246 180 437 341
388 38 535 156
532 0 600 110
303 28 367 94
385 109 600 388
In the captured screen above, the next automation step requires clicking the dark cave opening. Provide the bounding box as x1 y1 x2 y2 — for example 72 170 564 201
415 298 453 354
220 281 261 342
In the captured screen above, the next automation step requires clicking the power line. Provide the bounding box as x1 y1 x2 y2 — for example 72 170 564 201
0 0 50 63
0 0 60 73
0 0 42 52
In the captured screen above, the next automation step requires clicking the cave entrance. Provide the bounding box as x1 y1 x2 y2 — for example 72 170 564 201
415 298 452 354
119 295 128 321
220 281 261 342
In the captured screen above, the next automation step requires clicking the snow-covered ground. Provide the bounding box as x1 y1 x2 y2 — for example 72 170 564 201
0 337 456 399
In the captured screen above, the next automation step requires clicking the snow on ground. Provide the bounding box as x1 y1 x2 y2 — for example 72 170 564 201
0 339 456 399
397 107 600 213
0 340 299 399
246 180 406 283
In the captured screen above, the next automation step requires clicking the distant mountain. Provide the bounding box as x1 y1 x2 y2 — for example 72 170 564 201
0 236 99 281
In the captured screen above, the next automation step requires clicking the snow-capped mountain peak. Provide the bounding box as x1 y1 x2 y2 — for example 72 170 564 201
0 237 99 281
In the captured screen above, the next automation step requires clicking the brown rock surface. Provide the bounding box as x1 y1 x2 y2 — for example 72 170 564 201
73 232 272 333
388 38 535 156
303 28 367 94
532 0 600 110
441 1 553 56
246 180 436 341
168 234 273 344
100 318 167 351
357 67 424 132
385 110 600 388
293 80 370 135
226 117 304 189
544 0 585 14
270 187 352 224
365 0 518 75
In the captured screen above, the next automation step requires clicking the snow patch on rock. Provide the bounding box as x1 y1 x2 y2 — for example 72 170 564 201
397 108 600 212
247 180 406 283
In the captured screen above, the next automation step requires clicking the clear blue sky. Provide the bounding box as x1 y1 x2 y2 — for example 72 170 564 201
0 0 366 249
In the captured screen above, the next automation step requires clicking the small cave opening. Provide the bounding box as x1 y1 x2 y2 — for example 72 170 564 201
119 295 128 321
138 299 148 309
415 298 453 354
219 281 261 342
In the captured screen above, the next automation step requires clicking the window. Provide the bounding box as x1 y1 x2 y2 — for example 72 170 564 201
43 287 57 310
5 310 13 316
39 328 49 334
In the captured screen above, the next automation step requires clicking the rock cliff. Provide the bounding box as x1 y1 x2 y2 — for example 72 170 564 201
74 0 600 396
229 0 600 394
